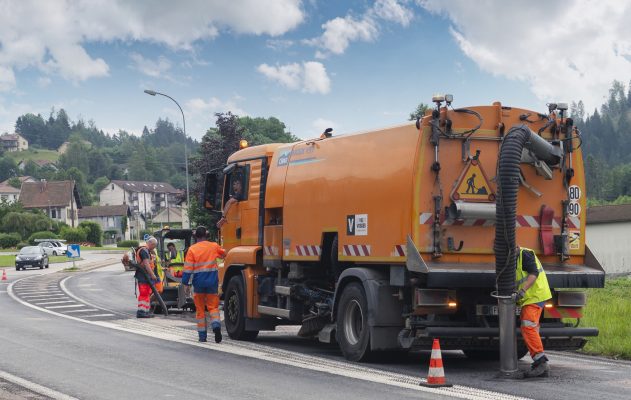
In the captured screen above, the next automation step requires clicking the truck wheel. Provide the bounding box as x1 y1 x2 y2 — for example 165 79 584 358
336 282 371 361
225 276 258 341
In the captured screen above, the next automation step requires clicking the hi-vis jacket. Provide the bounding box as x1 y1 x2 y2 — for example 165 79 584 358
516 247 552 306
182 241 226 294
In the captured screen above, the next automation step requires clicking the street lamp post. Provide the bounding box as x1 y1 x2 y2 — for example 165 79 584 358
144 89 190 228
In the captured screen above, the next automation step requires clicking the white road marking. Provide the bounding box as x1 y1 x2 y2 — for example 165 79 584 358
0 290 6 293
77 284 96 287
9 276 531 400
35 300 74 305
22 294 68 299
46 304 84 309
0 369 79 400
83 313 115 317
83 288 104 291
64 309 100 313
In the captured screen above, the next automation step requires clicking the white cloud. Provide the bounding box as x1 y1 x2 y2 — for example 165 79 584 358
307 0 412 57
185 96 247 118
312 118 338 136
266 39 295 51
258 61 331 94
373 0 413 26
419 0 631 111
0 0 304 91
130 53 172 79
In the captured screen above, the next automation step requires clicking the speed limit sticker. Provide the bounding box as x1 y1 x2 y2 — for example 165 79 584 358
569 185 581 202
567 202 581 216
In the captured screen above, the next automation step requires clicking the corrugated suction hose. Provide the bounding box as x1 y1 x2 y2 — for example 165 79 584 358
495 125 531 296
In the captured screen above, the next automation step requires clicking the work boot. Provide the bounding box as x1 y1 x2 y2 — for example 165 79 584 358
213 327 222 343
524 356 550 378
198 332 207 342
136 311 154 318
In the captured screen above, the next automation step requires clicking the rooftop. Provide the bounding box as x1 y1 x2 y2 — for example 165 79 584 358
79 204 131 218
110 180 179 194
19 180 82 208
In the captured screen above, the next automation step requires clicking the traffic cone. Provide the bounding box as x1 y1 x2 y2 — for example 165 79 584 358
420 338 452 387
1 269 6 281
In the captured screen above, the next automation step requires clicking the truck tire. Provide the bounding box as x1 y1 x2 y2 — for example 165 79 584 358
337 282 371 361
225 275 259 341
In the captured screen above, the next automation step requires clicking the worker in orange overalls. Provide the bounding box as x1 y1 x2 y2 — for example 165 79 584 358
182 226 226 342
134 236 160 318
514 246 552 378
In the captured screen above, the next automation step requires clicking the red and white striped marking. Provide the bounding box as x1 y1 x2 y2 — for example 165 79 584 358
263 246 279 257
343 245 371 257
420 213 580 229
391 245 406 257
295 245 321 257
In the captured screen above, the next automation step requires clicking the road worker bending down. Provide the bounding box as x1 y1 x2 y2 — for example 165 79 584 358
514 246 552 378
182 226 226 343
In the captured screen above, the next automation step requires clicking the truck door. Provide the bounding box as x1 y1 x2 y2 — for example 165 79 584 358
221 158 266 250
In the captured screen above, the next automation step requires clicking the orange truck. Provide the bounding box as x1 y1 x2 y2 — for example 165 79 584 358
203 96 604 361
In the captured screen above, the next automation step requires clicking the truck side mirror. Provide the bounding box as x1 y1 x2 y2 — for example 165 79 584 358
202 173 221 211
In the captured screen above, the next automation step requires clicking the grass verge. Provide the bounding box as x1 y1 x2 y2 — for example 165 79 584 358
580 277 631 359
0 255 82 267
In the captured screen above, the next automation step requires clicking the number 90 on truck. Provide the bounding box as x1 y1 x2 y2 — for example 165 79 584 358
202 96 604 362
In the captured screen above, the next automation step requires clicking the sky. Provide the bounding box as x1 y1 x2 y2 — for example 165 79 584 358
1 0 631 141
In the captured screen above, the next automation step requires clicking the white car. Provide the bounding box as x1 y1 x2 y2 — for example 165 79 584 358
38 241 67 256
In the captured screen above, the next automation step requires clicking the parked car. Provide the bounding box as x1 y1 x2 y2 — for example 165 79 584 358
37 240 67 256
16 246 49 270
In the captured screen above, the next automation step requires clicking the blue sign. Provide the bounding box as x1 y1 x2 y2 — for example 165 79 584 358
67 244 81 258
143 233 150 241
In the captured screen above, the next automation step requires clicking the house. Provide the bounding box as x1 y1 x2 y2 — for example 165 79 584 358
586 204 631 275
0 176 35 204
0 133 28 152
0 184 20 204
18 159 58 171
78 204 132 242
19 180 82 227
99 180 182 219
151 206 183 227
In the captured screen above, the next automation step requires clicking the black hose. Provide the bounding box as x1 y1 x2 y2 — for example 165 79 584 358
495 125 531 296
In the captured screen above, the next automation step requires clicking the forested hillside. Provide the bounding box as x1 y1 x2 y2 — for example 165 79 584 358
573 81 631 204
0 108 298 207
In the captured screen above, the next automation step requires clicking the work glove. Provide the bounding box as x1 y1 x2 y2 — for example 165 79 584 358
512 289 525 303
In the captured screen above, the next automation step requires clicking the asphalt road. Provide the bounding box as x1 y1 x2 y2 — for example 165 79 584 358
1 256 631 400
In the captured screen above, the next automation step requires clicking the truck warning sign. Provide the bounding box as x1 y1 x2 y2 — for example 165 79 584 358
451 159 495 202
347 214 368 236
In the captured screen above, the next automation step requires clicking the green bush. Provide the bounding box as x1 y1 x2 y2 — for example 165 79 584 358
28 231 59 245
117 240 139 248
78 221 103 246
17 242 28 249
60 226 87 243
0 232 22 248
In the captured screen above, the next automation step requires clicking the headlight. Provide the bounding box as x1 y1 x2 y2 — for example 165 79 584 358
15 256 22 261
35 256 42 260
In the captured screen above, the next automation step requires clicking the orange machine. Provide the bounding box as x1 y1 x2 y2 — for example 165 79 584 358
203 96 604 361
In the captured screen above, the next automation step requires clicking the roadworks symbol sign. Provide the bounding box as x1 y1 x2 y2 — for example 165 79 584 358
451 159 495 202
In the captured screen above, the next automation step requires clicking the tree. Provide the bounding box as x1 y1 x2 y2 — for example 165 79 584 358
58 141 90 173
0 157 17 181
55 167 93 206
7 177 21 189
239 116 299 145
15 113 47 147
93 176 110 194
79 221 103 246
408 103 431 121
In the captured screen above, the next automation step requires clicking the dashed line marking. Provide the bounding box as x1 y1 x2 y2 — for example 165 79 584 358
46 304 84 309
35 300 74 305
0 370 79 400
83 313 116 318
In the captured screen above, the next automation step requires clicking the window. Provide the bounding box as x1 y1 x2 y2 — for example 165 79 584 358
51 209 57 219
223 164 249 204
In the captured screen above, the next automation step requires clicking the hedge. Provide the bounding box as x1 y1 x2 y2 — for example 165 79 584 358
0 233 22 248
60 226 87 243
78 221 103 247
117 240 139 248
